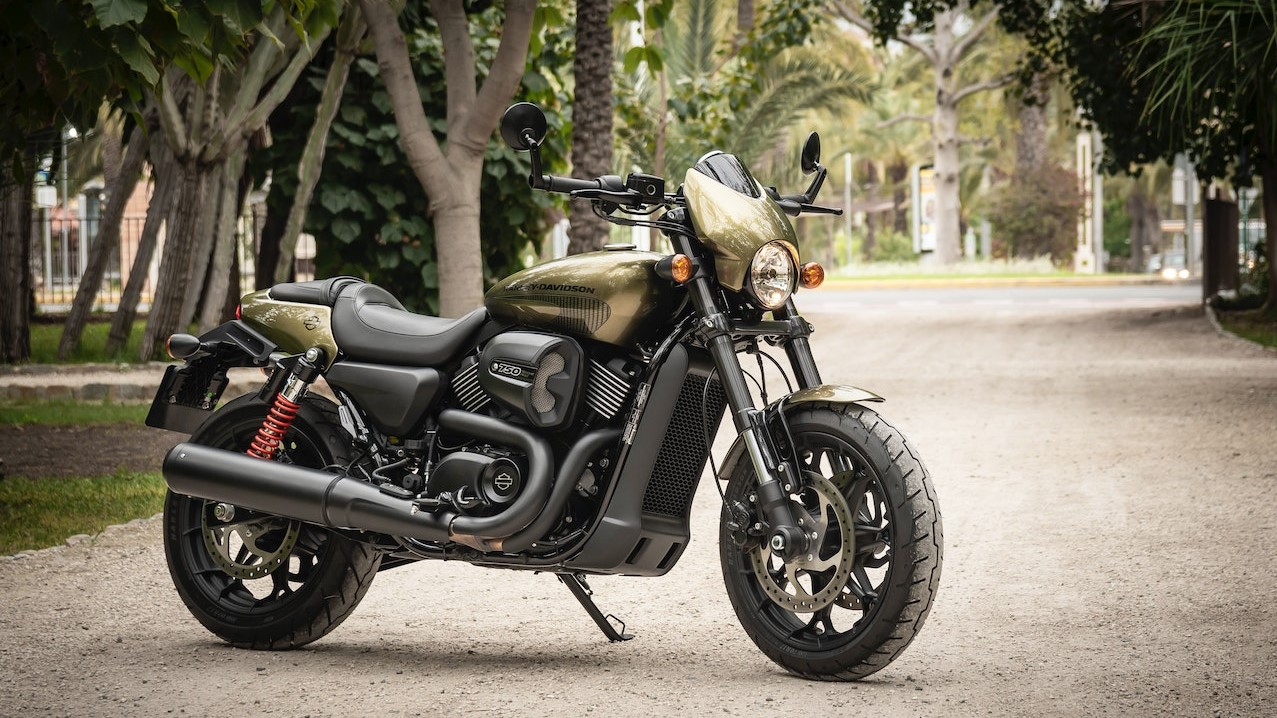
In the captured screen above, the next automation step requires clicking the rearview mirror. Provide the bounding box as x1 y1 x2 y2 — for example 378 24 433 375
801 132 821 175
500 102 548 151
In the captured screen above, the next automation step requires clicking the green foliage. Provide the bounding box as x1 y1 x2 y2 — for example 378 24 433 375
616 0 870 179
254 1 572 313
868 230 917 263
986 165 1080 263
1102 191 1132 259
0 471 165 554
0 0 338 173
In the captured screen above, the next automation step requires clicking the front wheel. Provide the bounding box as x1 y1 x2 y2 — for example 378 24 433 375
163 394 381 649
719 403 942 680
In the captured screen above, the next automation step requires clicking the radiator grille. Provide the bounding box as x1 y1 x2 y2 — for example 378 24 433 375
452 360 490 412
641 374 727 517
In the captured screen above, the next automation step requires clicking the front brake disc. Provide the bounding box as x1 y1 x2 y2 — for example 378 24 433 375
749 472 855 613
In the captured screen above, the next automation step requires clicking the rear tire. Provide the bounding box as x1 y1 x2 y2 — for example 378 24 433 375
719 402 942 680
163 393 381 649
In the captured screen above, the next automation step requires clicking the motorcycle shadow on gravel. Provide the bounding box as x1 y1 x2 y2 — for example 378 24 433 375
180 639 920 688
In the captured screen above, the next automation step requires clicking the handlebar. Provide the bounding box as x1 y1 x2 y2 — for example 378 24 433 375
536 174 625 194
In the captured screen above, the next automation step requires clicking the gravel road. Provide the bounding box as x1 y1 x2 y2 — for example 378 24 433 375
2 299 1275 717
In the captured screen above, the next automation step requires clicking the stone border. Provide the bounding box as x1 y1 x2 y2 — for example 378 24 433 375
0 513 162 561
0 361 172 377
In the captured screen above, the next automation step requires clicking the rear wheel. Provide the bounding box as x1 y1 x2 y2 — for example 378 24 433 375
163 394 380 649
719 403 942 680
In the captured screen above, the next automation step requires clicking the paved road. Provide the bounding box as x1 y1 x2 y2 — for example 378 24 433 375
801 281 1200 313
3 289 1276 717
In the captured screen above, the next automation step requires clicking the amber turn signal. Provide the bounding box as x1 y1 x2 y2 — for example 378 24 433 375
655 254 694 283
799 262 825 289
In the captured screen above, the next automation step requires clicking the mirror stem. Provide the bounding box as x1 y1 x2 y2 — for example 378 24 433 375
803 165 827 204
525 133 547 190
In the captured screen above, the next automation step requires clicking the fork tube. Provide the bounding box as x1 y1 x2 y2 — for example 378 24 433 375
776 300 821 388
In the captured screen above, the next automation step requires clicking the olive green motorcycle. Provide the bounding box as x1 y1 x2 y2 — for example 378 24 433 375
151 102 942 680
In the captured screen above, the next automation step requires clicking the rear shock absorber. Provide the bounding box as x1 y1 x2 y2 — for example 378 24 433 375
247 348 324 461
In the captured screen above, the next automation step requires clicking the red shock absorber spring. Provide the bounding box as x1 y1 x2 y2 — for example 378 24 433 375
246 393 302 460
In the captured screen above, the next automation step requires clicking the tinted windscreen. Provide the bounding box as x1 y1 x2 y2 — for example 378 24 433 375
691 152 761 199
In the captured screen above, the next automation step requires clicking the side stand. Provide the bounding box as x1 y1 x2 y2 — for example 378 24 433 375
557 572 634 642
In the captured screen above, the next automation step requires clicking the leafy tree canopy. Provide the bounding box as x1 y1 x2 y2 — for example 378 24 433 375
0 0 338 172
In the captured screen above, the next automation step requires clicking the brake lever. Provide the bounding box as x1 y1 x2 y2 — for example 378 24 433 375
570 188 644 207
800 204 843 216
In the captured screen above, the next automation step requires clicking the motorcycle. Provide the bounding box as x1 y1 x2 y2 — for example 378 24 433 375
149 102 942 680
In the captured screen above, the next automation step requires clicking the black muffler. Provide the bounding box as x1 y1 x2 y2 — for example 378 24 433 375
162 410 553 549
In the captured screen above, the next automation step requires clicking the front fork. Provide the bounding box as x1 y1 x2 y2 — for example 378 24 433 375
686 277 817 561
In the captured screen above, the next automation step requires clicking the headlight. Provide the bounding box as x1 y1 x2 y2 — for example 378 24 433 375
749 241 797 310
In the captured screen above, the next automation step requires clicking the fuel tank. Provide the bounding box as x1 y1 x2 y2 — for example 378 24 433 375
485 249 682 349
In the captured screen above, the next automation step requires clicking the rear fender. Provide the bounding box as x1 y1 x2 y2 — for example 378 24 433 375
717 383 884 478
145 321 280 434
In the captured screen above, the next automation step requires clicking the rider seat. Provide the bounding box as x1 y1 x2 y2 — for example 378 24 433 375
269 278 487 366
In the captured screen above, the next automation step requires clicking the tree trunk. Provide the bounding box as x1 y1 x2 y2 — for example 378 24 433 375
432 166 486 315
650 44 668 250
931 10 961 264
568 0 615 254
178 160 227 331
736 0 755 47
0 154 34 363
140 162 207 360
359 0 536 316
1262 155 1277 315
198 146 248 332
276 7 366 282
57 119 150 359
1127 191 1146 272
107 138 177 355
1015 73 1049 177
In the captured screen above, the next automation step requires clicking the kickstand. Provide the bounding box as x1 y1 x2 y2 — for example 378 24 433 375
557 572 634 642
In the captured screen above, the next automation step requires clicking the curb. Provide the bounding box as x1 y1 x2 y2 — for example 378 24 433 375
0 361 172 377
1204 303 1277 355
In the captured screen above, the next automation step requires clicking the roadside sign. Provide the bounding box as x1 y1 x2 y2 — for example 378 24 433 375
911 164 935 253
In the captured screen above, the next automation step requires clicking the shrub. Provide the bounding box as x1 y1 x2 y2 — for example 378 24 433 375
986 165 1082 264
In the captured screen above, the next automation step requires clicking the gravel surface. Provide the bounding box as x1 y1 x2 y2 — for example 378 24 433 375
2 301 1275 717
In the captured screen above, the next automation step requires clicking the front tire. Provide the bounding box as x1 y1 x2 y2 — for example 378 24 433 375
163 394 381 649
719 403 942 680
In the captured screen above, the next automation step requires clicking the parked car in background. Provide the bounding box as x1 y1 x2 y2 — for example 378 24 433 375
1147 250 1189 280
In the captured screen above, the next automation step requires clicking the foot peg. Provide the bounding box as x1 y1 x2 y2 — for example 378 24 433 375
558 572 633 642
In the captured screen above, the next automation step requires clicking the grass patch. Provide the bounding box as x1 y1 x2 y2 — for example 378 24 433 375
0 400 150 426
29 319 147 364
0 471 166 554
1217 308 1277 349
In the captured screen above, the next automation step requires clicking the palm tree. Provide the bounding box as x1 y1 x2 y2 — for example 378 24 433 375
616 0 873 187
568 0 615 254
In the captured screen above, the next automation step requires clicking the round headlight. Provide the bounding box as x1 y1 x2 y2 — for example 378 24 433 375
749 241 796 310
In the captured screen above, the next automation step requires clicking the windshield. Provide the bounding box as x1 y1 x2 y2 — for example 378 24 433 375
691 151 761 199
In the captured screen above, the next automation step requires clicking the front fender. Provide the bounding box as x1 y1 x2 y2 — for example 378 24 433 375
717 383 884 479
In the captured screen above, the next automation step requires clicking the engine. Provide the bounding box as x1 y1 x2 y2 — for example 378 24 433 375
452 331 635 428
425 447 524 515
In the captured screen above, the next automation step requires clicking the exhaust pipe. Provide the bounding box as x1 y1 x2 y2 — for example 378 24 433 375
162 410 554 548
